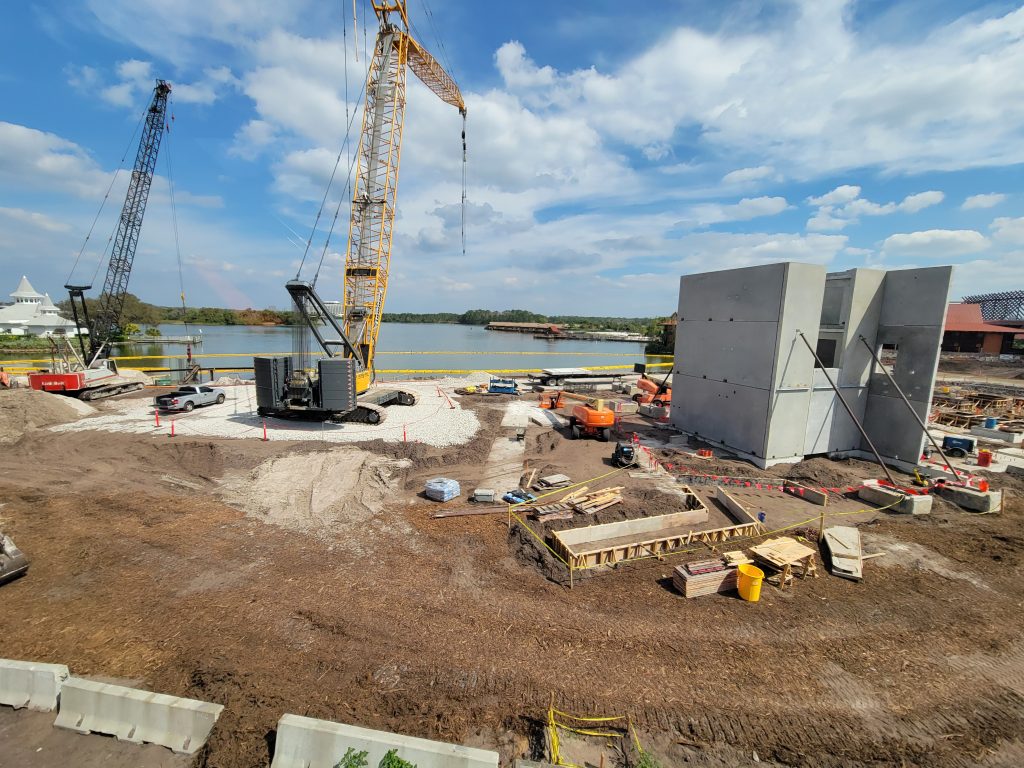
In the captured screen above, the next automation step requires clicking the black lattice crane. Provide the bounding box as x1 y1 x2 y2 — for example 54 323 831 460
65 79 172 363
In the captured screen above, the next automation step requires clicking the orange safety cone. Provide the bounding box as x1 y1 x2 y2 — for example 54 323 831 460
170 420 176 438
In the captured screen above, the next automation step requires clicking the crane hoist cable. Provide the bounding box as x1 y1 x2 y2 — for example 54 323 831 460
66 109 147 286
162 99 191 339
461 112 467 257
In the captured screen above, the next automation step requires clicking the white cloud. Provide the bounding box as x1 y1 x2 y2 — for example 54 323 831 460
685 196 789 226
487 5 1024 177
807 206 849 232
230 119 279 160
962 193 1007 210
495 41 556 91
0 206 70 232
0 121 109 199
100 83 136 108
722 165 775 184
899 190 944 213
991 216 1024 245
805 187 944 231
808 185 861 207
881 229 990 258
86 0 312 64
173 66 238 105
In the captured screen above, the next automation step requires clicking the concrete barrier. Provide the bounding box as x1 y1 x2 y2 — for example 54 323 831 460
54 677 223 755
858 484 932 515
271 713 499 768
938 485 1003 513
0 659 69 711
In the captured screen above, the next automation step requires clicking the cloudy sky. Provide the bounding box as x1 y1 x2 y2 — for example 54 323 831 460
1 0 1023 315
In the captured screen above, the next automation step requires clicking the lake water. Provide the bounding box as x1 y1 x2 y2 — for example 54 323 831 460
88 323 670 380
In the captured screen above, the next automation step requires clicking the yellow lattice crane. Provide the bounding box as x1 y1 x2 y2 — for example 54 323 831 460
344 0 466 395
255 1 465 424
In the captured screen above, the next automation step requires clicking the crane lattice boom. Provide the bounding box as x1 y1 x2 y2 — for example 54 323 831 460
67 80 171 362
342 0 464 393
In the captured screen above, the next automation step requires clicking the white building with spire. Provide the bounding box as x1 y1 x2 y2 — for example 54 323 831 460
0 276 82 336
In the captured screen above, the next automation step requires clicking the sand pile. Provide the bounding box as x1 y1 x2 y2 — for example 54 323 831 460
219 448 412 548
0 389 96 445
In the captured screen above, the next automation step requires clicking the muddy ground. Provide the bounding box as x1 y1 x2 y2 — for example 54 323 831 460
2 390 1024 767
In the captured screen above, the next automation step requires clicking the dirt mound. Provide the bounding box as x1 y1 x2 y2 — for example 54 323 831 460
0 389 95 445
782 456 881 489
219 448 412 547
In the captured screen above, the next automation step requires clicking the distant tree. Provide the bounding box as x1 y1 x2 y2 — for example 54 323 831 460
145 326 162 337
123 323 141 336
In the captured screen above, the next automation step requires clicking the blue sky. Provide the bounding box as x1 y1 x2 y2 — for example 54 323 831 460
1 0 1023 315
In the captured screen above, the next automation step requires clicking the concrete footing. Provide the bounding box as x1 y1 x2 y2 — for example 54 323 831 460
858 485 932 515
969 426 1024 444
938 485 1003 513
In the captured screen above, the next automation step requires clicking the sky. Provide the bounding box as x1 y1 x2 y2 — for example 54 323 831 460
1 0 1023 316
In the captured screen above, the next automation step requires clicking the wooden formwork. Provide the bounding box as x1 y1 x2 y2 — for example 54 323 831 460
551 485 767 571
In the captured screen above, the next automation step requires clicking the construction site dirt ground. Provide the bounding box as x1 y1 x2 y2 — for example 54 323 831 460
2 387 1024 767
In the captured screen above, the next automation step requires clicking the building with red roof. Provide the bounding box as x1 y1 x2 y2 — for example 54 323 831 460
942 303 1021 355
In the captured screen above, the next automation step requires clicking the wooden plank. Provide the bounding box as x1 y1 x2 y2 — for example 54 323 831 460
553 508 710 548
672 564 738 598
715 486 762 526
750 537 816 566
431 506 507 518
824 526 862 580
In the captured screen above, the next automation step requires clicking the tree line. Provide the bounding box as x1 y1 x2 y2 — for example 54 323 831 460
56 294 299 328
54 294 670 336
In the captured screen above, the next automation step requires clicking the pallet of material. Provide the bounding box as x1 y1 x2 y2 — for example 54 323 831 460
569 487 623 514
530 503 574 521
536 473 572 489
672 562 738 598
749 536 818 587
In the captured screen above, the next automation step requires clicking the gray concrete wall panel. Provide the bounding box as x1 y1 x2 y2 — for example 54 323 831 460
835 269 885 387
878 266 953 328
765 390 813 461
861 395 929 463
670 376 770 458
675 320 780 389
677 263 786 322
774 262 825 390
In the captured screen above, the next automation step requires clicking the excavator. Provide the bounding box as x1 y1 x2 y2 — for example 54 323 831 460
541 390 617 441
30 80 177 400
255 0 466 423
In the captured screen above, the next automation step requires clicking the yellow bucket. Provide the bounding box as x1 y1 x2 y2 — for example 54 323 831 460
737 563 764 602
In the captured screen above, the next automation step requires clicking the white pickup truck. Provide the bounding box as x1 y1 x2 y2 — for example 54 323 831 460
154 385 226 412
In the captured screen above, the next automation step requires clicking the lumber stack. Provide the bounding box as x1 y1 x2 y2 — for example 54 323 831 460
529 486 623 521
672 560 738 598
569 487 623 514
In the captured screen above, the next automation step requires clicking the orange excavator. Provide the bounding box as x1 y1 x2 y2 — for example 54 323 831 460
541 391 616 441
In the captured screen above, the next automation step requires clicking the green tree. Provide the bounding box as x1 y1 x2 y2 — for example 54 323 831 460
123 323 141 336
145 326 162 337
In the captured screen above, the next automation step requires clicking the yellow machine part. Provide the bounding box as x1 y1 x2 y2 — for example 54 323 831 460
355 368 372 395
